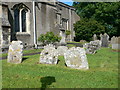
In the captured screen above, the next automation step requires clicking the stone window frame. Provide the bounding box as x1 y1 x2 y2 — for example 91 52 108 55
61 18 69 30
12 3 31 34
56 12 61 25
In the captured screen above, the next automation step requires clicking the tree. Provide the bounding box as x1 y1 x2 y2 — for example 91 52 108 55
73 2 120 40
74 18 105 41
38 32 61 45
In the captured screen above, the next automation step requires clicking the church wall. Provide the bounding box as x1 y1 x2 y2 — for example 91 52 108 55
1 1 80 48
56 2 80 41
0 3 2 50
1 3 11 52
36 2 60 45
7 2 34 46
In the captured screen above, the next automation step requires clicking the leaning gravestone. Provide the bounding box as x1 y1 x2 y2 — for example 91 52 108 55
64 47 89 70
40 44 58 64
83 40 101 54
100 33 109 47
7 41 23 64
57 46 68 56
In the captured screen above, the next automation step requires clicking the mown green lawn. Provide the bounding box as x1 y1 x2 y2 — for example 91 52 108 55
1 48 118 88
0 49 43 58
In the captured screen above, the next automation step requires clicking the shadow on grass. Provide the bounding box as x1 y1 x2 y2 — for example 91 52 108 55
40 76 56 90
57 59 60 64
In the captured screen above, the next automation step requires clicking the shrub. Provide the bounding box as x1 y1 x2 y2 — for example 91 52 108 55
65 30 71 36
38 32 61 45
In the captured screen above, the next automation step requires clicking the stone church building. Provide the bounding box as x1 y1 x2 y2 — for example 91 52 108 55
0 0 80 50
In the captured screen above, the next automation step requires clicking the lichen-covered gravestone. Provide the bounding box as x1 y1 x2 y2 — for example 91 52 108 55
7 41 23 64
40 44 58 64
83 40 101 54
64 47 89 70
57 46 68 56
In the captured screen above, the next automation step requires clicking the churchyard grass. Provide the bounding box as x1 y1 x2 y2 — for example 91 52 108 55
67 41 88 45
66 44 76 48
1 49 43 58
2 48 118 88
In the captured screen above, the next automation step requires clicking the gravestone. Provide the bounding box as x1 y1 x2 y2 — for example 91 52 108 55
59 30 66 45
111 37 120 50
40 44 58 64
111 36 116 44
7 41 23 64
100 33 109 47
83 40 101 54
64 47 89 70
80 40 87 43
93 34 97 41
57 46 68 56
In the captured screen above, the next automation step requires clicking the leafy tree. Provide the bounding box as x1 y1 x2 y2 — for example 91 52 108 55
38 32 61 45
74 18 105 41
73 2 120 40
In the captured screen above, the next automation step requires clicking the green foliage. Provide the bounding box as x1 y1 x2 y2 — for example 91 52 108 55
1 49 43 58
66 44 76 48
73 2 120 40
74 18 105 41
65 30 71 36
2 48 118 88
38 32 61 45
38 34 46 45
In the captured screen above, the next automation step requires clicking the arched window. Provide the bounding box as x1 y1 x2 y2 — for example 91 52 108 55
14 9 19 32
12 3 30 33
21 9 26 32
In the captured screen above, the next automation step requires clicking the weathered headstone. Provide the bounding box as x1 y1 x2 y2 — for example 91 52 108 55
80 40 87 43
93 34 97 41
40 44 58 64
111 36 116 44
100 33 109 47
59 30 66 45
64 47 89 70
83 40 101 54
111 36 120 50
7 41 23 64
57 46 68 56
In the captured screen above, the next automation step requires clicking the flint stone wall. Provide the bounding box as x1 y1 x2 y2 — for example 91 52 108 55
7 41 23 64
64 47 89 70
